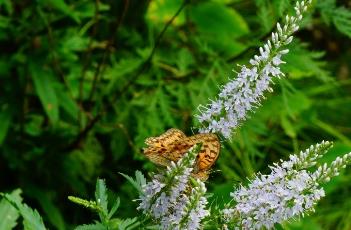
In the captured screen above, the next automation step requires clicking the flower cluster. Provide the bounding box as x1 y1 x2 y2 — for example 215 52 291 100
137 1 351 229
223 141 351 229
138 144 209 230
197 0 313 138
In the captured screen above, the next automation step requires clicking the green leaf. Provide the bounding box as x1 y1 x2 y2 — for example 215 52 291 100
75 223 106 230
109 217 140 230
30 190 65 230
117 217 140 230
42 0 80 23
189 2 249 38
0 105 11 144
318 1 351 38
317 0 335 25
95 179 108 217
29 63 59 124
332 7 351 38
107 197 120 220
281 116 296 138
55 85 79 121
0 189 22 230
2 192 46 230
255 0 275 33
0 0 13 14
146 0 185 26
189 1 249 56
105 58 142 94
157 87 176 127
313 119 351 146
24 115 44 136
282 41 331 82
119 171 146 195
273 0 291 17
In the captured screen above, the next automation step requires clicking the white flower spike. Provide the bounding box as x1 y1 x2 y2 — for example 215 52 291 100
223 141 351 229
197 0 313 138
138 144 209 230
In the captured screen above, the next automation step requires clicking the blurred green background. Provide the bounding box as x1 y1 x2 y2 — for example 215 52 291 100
0 0 351 229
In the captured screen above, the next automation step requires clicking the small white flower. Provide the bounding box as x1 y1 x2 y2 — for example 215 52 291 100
222 141 351 229
138 144 209 230
196 0 313 138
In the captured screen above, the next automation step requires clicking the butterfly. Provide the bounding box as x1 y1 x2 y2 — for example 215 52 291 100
143 128 220 181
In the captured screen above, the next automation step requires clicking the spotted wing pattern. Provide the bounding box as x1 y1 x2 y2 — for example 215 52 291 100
143 128 220 180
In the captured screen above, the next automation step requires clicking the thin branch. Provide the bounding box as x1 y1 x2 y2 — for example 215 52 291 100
87 0 130 103
37 6 89 120
112 0 189 102
78 0 101 129
64 114 101 151
65 0 188 151
65 0 130 151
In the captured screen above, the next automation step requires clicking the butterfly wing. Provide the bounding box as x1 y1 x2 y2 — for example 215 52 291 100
194 133 221 171
144 128 187 166
145 128 186 146
143 129 220 182
161 140 194 162
166 133 221 181
192 170 210 181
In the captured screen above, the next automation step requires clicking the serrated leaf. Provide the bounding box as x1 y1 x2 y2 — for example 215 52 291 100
109 217 140 230
255 0 275 33
273 0 290 17
75 223 106 230
29 63 59 124
332 7 351 38
3 192 46 230
30 190 65 230
118 217 140 230
0 189 22 230
317 0 335 25
105 58 142 93
107 197 120 219
119 171 146 195
282 41 332 82
95 179 108 217
157 87 176 127
135 171 147 191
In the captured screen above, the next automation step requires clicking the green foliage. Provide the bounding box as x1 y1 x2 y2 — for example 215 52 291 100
70 179 140 230
318 0 351 38
0 189 46 230
95 179 109 220
0 190 22 230
119 171 146 195
30 63 60 124
0 0 350 229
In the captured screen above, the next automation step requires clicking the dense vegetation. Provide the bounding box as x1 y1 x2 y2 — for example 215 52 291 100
0 0 350 229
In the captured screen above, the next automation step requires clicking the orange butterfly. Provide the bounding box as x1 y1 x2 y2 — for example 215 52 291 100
143 128 220 180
